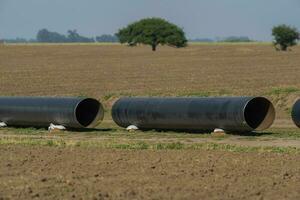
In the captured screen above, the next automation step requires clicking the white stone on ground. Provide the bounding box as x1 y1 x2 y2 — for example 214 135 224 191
211 128 226 137
213 128 225 133
126 125 139 131
0 122 7 128
48 123 66 132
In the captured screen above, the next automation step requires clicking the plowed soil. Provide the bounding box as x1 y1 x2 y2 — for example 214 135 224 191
0 146 299 200
1 44 300 97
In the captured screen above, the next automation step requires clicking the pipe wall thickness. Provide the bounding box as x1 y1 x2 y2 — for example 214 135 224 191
0 97 104 128
112 97 275 132
292 99 300 128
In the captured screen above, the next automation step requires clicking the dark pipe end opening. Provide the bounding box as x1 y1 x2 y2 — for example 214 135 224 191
292 100 300 128
244 97 275 131
75 98 103 128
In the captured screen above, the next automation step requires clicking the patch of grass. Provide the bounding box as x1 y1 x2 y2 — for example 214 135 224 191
0 137 66 147
120 130 213 139
103 93 115 101
102 92 135 101
261 128 300 139
101 90 231 100
180 91 212 97
3 126 300 141
154 142 185 150
267 87 300 95
178 89 230 97
110 142 149 150
0 126 214 140
1 137 299 154
1 127 47 135
188 143 300 154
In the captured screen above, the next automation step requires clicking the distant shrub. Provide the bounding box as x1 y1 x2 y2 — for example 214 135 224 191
272 24 299 51
37 29 68 43
96 34 118 42
36 29 94 43
221 36 252 43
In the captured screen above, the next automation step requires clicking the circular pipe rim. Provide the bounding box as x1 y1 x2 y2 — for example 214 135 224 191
111 98 128 128
292 99 300 128
242 97 275 131
74 98 104 128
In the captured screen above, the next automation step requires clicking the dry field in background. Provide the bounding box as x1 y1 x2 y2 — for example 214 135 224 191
1 43 300 121
1 44 300 96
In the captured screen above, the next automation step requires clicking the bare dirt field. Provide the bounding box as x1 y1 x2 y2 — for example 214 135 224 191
1 44 300 97
1 146 300 200
1 43 300 199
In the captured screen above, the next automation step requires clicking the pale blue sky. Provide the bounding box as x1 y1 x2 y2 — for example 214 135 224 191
0 0 299 41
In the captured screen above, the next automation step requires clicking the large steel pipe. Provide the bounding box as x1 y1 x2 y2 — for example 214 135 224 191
292 99 300 128
112 97 275 132
0 97 104 128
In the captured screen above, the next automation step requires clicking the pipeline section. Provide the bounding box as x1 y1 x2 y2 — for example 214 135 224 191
0 97 104 128
112 97 275 132
292 99 300 128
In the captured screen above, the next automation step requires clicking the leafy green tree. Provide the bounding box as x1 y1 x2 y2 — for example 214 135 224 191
116 18 187 51
272 24 299 51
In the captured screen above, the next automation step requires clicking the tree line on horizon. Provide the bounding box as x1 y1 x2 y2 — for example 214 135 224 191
3 32 252 44
3 29 119 43
2 17 299 51
190 36 253 43
36 29 119 43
